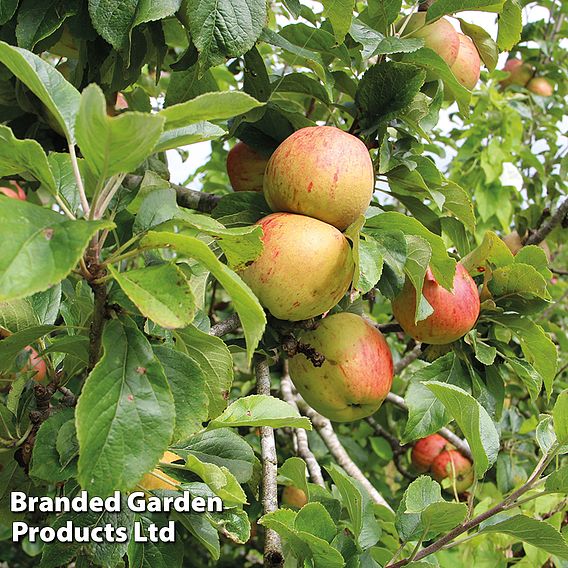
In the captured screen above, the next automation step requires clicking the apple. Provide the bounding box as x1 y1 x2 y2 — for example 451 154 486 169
392 263 480 345
450 34 481 90
139 451 182 492
527 77 553 97
502 231 551 261
431 450 474 493
411 434 449 473
0 182 26 200
263 126 374 231
288 313 393 422
501 59 534 88
239 213 354 321
227 141 269 192
404 13 460 67
282 486 307 508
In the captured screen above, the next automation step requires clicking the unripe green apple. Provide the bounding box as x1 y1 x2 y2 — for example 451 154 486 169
501 59 534 87
527 77 553 97
411 434 449 473
239 213 354 321
392 263 480 345
404 13 460 67
282 486 307 508
450 34 481 90
263 126 374 231
288 313 393 422
227 141 269 192
431 450 474 493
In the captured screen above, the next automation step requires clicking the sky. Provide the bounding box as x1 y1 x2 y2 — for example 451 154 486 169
166 3 555 190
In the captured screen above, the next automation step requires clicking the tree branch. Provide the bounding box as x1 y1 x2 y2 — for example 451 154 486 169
124 174 221 214
209 313 241 337
394 344 422 375
280 365 325 487
525 197 568 245
255 358 284 568
300 402 394 512
385 393 473 461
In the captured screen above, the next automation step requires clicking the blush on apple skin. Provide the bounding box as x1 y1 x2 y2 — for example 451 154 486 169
411 434 449 473
431 449 475 493
392 263 480 345
263 126 374 231
288 313 393 422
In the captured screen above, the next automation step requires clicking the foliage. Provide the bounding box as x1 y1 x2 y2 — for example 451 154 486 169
0 0 566 566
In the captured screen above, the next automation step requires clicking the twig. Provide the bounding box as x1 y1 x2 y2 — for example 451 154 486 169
300 403 394 512
394 344 422 375
209 313 241 337
125 174 221 214
385 393 473 461
525 197 568 245
280 366 325 487
255 358 284 568
378 322 403 334
68 143 90 217
88 281 107 370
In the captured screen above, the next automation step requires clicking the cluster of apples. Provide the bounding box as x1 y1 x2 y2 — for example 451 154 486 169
227 126 481 422
229 127 395 421
501 58 553 97
412 434 474 493
404 13 482 90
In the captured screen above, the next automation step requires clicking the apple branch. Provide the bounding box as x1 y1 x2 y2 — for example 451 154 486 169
299 402 394 512
209 313 241 337
394 344 422 374
525 196 568 245
255 357 284 568
385 393 473 461
386 448 557 567
280 366 325 487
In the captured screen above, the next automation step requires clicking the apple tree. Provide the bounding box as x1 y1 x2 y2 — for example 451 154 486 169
0 0 567 566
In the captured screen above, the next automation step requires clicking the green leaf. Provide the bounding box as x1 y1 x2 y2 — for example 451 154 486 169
134 0 182 27
488 263 551 313
536 415 557 455
0 200 111 302
154 346 208 443
421 501 468 535
154 122 226 153
0 41 81 143
372 37 424 56
440 180 476 233
366 212 456 290
273 73 330 105
355 238 384 294
88 0 136 49
0 0 18 24
295 502 337 543
76 317 175 496
109 264 195 329
461 230 514 276
181 0 267 71
47 152 83 214
404 235 433 323
396 476 441 541
0 324 55 372
0 125 56 192
426 0 504 22
208 507 251 544
127 517 184 568
458 19 499 71
0 297 39 333
491 315 557 396
184 454 246 506
356 61 426 128
400 48 471 113
545 466 568 493
553 390 568 444
321 0 354 43
141 231 266 363
160 91 264 130
496 0 522 51
349 18 384 58
480 515 568 559
279 457 309 496
174 325 233 419
179 429 255 483
209 395 312 430
174 511 220 559
76 84 164 180
326 463 381 549
30 408 77 482
424 382 500 477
